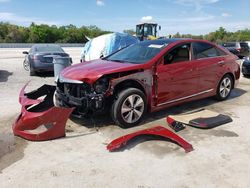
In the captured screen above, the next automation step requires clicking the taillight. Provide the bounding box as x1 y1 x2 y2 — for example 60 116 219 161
31 55 38 60
236 48 241 52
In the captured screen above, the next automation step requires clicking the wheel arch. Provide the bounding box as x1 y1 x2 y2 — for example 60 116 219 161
113 79 146 96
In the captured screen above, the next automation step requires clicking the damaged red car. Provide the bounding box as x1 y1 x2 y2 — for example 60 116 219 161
55 39 240 128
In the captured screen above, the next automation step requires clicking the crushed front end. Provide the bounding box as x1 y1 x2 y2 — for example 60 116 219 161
55 76 108 118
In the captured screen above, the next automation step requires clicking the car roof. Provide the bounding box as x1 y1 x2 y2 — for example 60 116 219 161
139 38 210 46
32 44 61 47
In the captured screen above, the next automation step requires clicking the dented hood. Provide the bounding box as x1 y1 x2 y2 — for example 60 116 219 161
61 59 143 84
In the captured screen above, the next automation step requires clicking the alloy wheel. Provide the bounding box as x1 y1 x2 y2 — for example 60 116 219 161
219 77 232 98
121 94 144 124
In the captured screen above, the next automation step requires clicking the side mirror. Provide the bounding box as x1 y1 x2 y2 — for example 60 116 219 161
23 51 29 55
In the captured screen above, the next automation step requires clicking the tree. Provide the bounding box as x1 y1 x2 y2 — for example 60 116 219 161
0 22 249 43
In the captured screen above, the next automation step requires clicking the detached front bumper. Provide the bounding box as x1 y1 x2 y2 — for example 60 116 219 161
13 83 74 141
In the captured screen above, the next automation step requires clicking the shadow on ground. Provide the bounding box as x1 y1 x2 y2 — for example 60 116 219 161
0 115 28 173
34 72 54 78
0 70 13 82
242 75 250 79
70 88 247 129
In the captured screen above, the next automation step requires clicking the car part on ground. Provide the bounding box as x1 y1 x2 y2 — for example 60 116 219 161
56 38 240 128
242 57 250 77
22 44 70 76
80 32 139 62
107 126 194 153
167 109 232 129
13 83 74 141
166 116 186 132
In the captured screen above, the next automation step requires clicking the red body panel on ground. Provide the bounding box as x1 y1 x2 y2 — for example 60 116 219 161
107 126 193 153
13 83 74 141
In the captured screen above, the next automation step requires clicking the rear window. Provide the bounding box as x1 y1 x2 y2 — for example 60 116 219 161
193 42 223 59
33 45 64 53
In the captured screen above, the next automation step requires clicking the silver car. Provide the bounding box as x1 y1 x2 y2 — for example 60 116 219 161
23 44 70 76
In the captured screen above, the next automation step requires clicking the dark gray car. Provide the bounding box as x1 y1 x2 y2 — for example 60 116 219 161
23 44 70 76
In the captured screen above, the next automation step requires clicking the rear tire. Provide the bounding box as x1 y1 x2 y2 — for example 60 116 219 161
111 88 147 128
29 64 36 76
29 70 36 76
215 74 233 101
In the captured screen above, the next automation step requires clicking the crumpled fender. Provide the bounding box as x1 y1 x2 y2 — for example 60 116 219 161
13 83 74 141
107 126 193 153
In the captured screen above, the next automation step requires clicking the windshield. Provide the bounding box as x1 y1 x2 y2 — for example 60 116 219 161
136 24 157 37
33 45 64 53
105 41 167 64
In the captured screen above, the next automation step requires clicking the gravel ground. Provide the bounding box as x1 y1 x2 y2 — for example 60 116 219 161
0 48 250 188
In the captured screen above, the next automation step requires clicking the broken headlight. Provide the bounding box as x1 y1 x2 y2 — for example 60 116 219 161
93 77 109 94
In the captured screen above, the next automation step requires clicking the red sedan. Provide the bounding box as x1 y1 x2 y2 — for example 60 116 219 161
55 39 240 128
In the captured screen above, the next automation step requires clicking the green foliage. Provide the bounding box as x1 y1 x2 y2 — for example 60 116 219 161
0 22 110 43
0 23 250 43
172 27 250 43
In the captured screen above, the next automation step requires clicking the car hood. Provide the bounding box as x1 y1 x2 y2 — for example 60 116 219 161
61 59 143 84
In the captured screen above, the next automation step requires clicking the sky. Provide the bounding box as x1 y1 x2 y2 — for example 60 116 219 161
0 0 249 35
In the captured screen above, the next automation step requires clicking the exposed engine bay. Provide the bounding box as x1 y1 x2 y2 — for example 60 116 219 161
55 69 152 118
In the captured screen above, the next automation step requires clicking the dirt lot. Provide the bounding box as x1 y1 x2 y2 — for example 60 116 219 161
0 48 250 188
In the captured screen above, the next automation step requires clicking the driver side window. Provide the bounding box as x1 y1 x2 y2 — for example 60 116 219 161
164 43 191 64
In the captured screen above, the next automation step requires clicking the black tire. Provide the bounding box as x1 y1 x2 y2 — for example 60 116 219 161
29 63 36 76
29 70 36 76
215 74 233 101
111 88 147 128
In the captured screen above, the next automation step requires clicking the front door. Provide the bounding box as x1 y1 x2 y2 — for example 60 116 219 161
156 43 199 106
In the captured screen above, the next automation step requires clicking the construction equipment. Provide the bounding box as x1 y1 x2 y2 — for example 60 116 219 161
136 23 160 41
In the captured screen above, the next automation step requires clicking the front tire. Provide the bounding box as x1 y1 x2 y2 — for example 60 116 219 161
216 74 233 100
111 88 147 128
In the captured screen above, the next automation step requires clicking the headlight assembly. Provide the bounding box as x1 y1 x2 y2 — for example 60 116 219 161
94 77 109 94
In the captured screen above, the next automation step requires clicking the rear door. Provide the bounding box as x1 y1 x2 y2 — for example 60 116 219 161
192 42 228 92
156 43 199 106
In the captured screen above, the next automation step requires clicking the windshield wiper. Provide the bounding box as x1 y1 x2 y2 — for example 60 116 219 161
108 59 132 63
